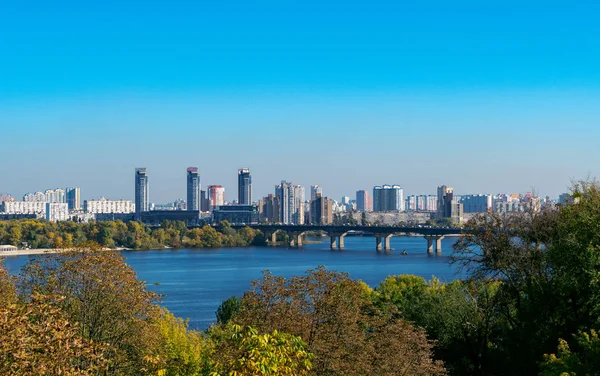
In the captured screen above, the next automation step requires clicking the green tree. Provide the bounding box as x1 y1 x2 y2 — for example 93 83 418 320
216 296 242 325
541 330 600 376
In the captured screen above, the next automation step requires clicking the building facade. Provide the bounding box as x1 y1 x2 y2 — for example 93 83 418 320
355 190 372 211
310 185 323 201
437 185 463 223
46 202 69 222
212 205 259 225
1 201 46 215
207 185 225 209
237 168 252 205
258 194 280 223
135 168 149 220
461 194 492 213
309 194 333 225
373 185 404 212
84 197 135 214
66 187 81 211
187 167 200 211
0 194 14 203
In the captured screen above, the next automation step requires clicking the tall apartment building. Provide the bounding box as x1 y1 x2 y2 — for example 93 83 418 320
135 168 149 221
275 181 299 224
356 190 373 211
0 194 14 203
309 194 333 225
293 185 305 225
207 185 225 209
66 187 81 211
84 197 135 214
310 185 323 201
237 168 252 205
373 185 404 212
437 185 463 223
46 202 69 222
258 194 280 223
24 189 65 203
415 195 437 212
187 167 200 211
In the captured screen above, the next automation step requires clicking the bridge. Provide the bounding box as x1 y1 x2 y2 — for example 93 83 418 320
229 224 462 254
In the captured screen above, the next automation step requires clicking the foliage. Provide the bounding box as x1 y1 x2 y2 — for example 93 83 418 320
541 330 600 376
207 323 313 376
233 266 446 375
216 296 242 325
0 293 110 376
0 219 261 250
17 246 162 374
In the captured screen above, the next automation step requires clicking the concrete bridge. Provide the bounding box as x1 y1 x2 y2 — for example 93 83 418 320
229 224 462 254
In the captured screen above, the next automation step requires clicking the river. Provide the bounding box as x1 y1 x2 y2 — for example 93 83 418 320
2 236 466 330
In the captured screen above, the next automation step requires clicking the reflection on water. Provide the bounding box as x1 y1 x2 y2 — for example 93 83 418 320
2 236 465 330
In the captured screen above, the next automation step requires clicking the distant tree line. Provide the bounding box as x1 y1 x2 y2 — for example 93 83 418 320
0 219 266 250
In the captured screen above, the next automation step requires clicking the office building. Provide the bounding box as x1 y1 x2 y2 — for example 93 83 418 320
373 185 404 212
66 187 81 211
135 168 149 220
46 202 69 222
84 197 135 214
355 190 372 211
141 210 200 226
309 194 333 225
187 167 200 211
212 205 259 225
310 185 323 201
238 168 252 205
1 201 46 215
258 194 280 223
461 194 492 213
207 185 225 209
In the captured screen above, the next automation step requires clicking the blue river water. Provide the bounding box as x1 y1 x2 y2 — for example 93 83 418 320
2 236 466 330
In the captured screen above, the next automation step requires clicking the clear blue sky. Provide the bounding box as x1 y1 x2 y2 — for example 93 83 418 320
1 1 599 202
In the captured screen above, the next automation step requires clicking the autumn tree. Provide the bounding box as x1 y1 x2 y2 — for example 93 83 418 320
233 267 446 375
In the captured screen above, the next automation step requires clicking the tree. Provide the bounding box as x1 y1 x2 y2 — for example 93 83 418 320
0 293 110 376
541 330 600 376
216 296 242 325
18 246 162 374
208 323 313 376
234 267 446 375
361 211 368 226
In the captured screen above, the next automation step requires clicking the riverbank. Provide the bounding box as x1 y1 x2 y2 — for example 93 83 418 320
0 247 126 257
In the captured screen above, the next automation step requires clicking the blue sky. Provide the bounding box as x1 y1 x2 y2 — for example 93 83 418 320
1 1 599 202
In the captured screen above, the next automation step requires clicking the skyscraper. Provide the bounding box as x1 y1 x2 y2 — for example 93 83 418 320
276 181 294 224
373 185 404 212
207 185 225 209
437 185 463 223
356 190 373 211
238 168 252 205
135 168 149 221
310 185 322 201
66 187 81 211
187 167 200 211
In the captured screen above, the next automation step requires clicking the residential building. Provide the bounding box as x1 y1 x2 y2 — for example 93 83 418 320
356 190 372 211
187 167 200 211
207 185 225 209
258 194 280 223
1 201 46 215
373 185 404 212
0 194 14 203
46 202 69 222
84 197 135 214
276 181 294 224
238 168 252 205
293 185 305 224
66 187 81 211
461 194 492 213
309 194 333 225
310 185 322 201
135 168 149 220
437 185 463 223
23 189 65 203
200 190 209 212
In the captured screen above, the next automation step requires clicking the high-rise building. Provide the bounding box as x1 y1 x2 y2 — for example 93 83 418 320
293 185 305 224
135 168 149 221
207 185 225 209
258 194 280 223
23 189 65 203
187 167 200 211
66 187 81 211
0 194 14 203
310 185 322 201
238 168 252 205
276 181 294 224
437 185 463 223
46 202 69 222
373 185 404 212
309 194 333 225
1 201 46 215
355 190 372 211
200 190 209 212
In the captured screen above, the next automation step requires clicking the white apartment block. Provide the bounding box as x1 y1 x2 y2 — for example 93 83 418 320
46 203 69 222
84 197 135 214
23 189 66 203
1 201 47 215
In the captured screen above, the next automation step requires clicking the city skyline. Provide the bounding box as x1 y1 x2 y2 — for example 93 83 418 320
1 2 599 201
